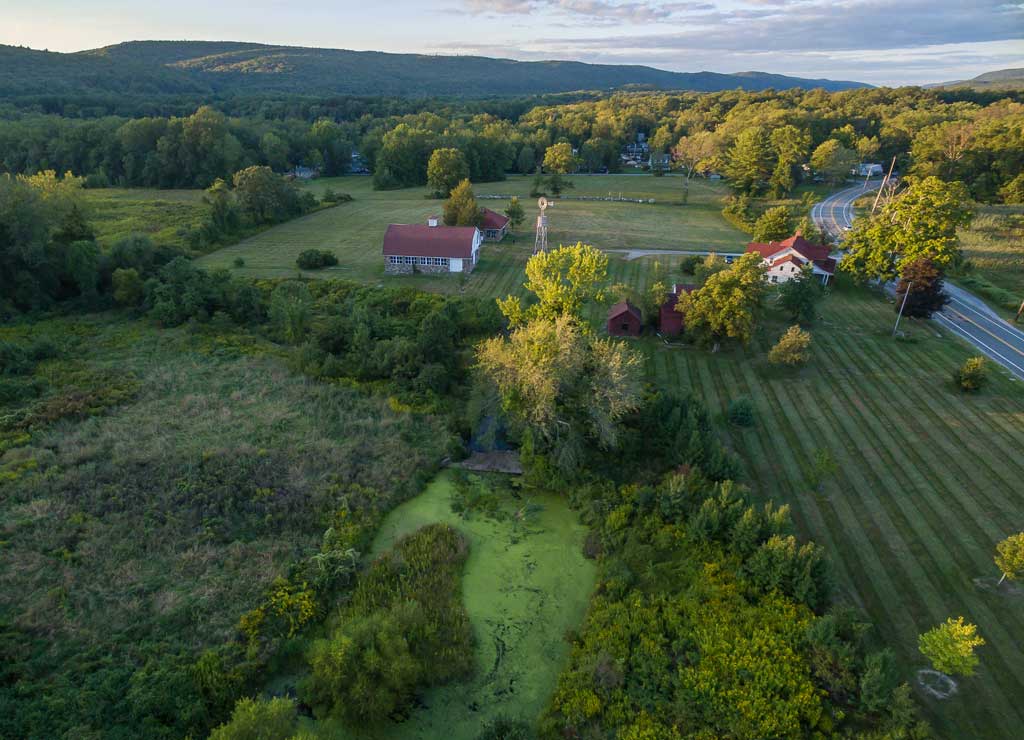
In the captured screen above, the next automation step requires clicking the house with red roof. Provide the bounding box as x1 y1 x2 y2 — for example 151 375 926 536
607 301 642 337
383 216 482 274
745 231 836 285
479 208 511 242
659 283 697 336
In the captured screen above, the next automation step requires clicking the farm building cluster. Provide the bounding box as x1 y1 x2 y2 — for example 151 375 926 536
382 208 510 274
608 229 834 337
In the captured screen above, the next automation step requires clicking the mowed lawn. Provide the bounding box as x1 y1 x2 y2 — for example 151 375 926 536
607 258 1024 740
197 174 747 281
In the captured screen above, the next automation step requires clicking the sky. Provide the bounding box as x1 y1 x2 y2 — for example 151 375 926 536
1 0 1022 86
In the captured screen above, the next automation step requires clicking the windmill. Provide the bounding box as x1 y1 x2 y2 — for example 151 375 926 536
533 197 549 254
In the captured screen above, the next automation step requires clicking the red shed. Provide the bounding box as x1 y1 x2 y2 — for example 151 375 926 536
607 300 643 337
659 283 696 336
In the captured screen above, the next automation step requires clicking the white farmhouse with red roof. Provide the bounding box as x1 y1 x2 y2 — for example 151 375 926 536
383 216 482 275
745 231 836 285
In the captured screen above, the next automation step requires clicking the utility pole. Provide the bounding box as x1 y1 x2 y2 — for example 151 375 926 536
872 156 898 215
893 281 912 337
1016 298 1024 323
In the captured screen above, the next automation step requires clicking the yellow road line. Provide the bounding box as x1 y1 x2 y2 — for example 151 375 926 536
945 306 1024 359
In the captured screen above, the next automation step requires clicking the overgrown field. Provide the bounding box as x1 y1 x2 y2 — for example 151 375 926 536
603 262 1024 739
197 174 747 282
0 314 450 739
953 205 1024 314
83 187 207 252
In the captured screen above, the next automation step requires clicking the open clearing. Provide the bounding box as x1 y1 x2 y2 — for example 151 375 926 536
197 174 747 282
83 187 206 251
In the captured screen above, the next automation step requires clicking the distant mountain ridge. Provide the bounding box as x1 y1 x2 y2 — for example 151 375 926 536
927 68 1024 90
0 40 870 99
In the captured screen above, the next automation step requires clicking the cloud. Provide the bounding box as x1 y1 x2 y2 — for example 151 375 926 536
462 0 712 24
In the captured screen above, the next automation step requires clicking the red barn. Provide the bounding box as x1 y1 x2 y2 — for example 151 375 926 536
659 283 696 336
607 301 642 337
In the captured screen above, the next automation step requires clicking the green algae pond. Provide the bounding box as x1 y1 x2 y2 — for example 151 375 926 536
359 470 596 738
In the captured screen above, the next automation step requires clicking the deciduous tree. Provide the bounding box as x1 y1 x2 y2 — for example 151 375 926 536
725 127 772 195
894 257 949 318
811 140 857 186
777 264 824 323
504 196 525 234
994 532 1024 585
497 242 608 327
677 252 768 348
918 617 985 677
769 325 813 366
427 147 469 198
752 206 795 243
442 178 481 227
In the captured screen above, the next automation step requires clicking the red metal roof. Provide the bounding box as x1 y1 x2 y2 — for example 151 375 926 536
480 208 510 230
382 224 478 258
745 231 834 274
746 232 831 262
608 300 642 321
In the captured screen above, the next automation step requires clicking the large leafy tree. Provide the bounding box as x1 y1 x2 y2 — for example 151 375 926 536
918 617 985 677
497 242 608 328
426 147 469 198
842 176 973 283
811 139 857 186
504 196 525 233
442 178 481 226
777 264 824 323
752 206 795 243
677 252 768 348
232 165 305 225
725 127 772 195
894 257 949 318
672 130 720 202
769 125 810 196
476 314 641 473
542 142 577 196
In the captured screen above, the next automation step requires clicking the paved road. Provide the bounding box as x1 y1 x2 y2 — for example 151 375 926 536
813 182 1024 380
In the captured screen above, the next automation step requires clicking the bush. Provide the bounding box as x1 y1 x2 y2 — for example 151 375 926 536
769 326 812 366
476 715 536 740
954 356 988 392
233 256 246 268
727 397 755 427
296 249 339 270
112 267 144 306
208 697 297 740
679 255 701 275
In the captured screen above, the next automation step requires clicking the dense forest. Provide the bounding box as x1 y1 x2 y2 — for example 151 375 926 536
1 87 1021 203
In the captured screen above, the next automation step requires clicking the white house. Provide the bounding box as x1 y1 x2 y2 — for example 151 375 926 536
746 232 836 285
382 218 482 275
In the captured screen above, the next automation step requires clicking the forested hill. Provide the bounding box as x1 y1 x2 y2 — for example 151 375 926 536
1 40 868 99
929 68 1024 91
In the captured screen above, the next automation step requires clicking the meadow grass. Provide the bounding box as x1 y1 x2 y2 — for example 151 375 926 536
83 187 207 251
952 205 1024 315
197 174 747 281
0 314 450 738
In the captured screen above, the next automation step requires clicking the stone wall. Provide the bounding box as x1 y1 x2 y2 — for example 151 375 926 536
384 259 457 275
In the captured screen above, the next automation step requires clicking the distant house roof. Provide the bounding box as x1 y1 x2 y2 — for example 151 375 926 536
480 208 510 230
662 284 697 310
383 224 478 258
608 300 642 322
770 254 806 268
745 231 835 274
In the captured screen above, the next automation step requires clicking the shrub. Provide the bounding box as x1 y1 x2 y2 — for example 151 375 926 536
208 696 297 740
233 256 246 268
476 715 536 740
296 249 338 270
727 397 755 427
112 267 144 306
679 255 701 275
769 326 812 366
954 356 988 392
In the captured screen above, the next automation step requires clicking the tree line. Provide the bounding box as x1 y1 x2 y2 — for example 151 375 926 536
2 87 1021 202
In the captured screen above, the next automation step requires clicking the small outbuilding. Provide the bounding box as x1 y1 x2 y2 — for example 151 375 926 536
659 283 696 336
607 301 643 337
479 208 511 242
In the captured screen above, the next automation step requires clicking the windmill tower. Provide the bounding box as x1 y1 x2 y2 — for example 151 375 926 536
533 197 549 254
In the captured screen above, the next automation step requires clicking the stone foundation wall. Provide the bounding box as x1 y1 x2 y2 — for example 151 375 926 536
384 259 459 275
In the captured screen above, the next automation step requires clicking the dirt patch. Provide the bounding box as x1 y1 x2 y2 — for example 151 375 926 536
457 450 523 475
